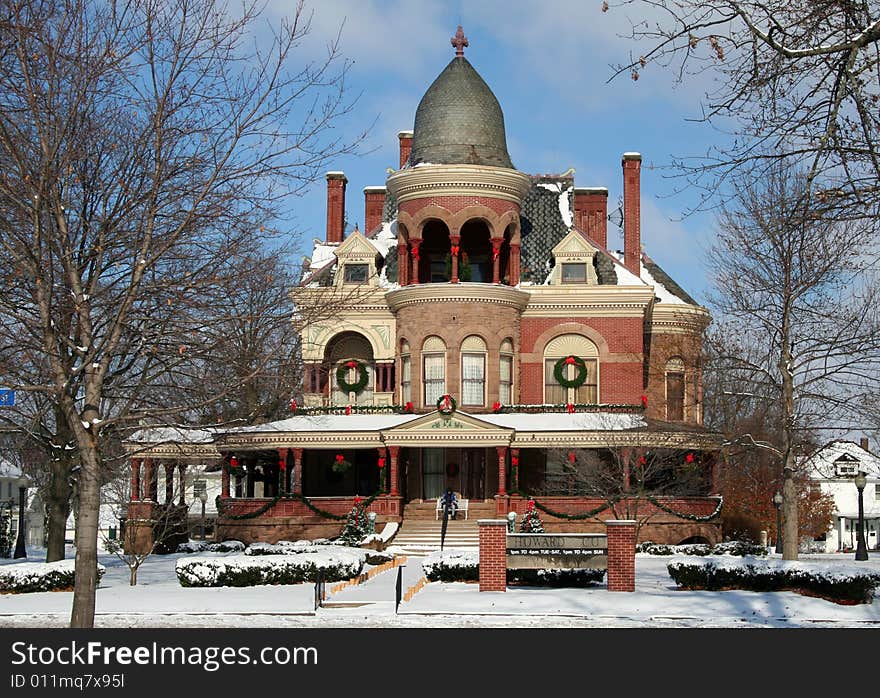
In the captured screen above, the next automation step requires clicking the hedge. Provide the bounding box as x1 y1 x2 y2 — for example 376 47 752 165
176 551 363 587
0 560 106 594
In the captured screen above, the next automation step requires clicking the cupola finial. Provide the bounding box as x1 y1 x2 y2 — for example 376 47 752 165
451 25 468 56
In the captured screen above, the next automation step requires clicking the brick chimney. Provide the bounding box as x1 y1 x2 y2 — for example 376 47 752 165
325 171 347 243
364 186 386 234
622 153 641 276
860 437 870 452
573 187 608 249
398 130 413 169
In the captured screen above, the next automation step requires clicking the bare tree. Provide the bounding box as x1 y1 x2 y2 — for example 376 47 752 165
0 0 364 627
704 163 880 559
609 1 880 220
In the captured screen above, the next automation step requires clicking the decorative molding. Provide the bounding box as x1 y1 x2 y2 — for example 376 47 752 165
386 165 532 204
386 283 530 313
650 304 711 335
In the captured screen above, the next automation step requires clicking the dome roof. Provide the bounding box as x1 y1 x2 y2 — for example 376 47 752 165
408 56 514 169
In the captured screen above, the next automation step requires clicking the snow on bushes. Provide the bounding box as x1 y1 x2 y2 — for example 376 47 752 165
422 549 479 582
0 560 106 594
667 556 880 604
637 540 767 556
508 568 605 587
177 540 246 554
176 549 364 587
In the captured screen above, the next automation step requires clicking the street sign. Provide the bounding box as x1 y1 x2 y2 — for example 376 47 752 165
0 390 14 407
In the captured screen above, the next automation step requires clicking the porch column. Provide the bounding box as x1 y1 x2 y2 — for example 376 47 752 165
143 458 156 501
388 445 400 496
491 238 502 284
509 243 521 286
495 446 508 496
510 448 520 492
450 234 461 284
398 242 409 286
710 454 720 495
377 446 388 492
130 458 141 501
410 240 421 285
221 464 230 498
164 462 175 505
292 448 304 495
278 448 289 495
178 464 187 506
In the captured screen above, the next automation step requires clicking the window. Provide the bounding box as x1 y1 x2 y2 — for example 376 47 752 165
543 334 599 404
343 264 369 284
665 358 685 421
460 336 487 406
400 342 411 404
561 263 588 284
422 336 446 406
499 339 514 405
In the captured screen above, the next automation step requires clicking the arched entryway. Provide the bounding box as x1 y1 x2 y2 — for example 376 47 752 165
324 331 375 405
418 220 451 283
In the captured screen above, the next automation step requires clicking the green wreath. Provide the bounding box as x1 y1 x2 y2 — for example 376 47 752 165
336 360 369 394
553 355 588 389
436 394 457 415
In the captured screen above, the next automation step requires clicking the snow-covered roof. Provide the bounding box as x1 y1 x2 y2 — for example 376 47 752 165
803 440 880 479
127 427 217 444
225 414 421 434
308 242 339 271
0 457 22 479
479 411 646 431
609 251 688 302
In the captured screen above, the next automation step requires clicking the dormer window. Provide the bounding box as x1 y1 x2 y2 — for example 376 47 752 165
344 264 369 284
834 455 859 477
561 263 588 284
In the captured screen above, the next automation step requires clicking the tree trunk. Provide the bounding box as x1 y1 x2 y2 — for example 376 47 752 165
45 454 74 562
129 563 138 586
70 444 101 628
782 464 799 560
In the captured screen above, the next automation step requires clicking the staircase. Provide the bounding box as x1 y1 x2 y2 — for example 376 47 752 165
387 501 497 555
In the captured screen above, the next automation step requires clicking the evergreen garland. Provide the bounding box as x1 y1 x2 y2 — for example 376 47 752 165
215 489 384 521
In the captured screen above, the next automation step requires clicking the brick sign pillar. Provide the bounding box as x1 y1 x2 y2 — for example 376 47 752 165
478 520 508 592
606 520 636 592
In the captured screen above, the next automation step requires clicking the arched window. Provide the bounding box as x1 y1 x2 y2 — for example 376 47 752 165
328 333 374 406
400 340 411 404
422 336 447 406
499 338 514 404
665 357 686 421
543 334 599 404
460 335 487 406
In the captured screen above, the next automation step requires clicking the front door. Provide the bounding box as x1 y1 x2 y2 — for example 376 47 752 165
423 449 446 499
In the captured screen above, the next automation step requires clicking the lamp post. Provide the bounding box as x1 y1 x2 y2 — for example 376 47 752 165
198 489 208 542
854 471 868 561
772 491 783 555
13 474 31 559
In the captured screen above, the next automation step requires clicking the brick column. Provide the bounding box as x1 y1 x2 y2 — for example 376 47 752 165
478 520 508 592
221 462 230 498
606 520 636 592
292 448 304 495
450 234 460 283
509 243 520 286
325 171 347 243
388 445 400 497
491 238 502 284
410 240 421 285
278 448 289 494
178 463 187 505
397 243 409 286
398 130 413 168
164 462 174 505
377 446 388 492
495 446 508 496
130 458 141 501
143 458 156 501
622 153 641 276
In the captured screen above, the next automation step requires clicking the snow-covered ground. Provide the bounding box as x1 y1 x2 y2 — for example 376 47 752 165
1 547 879 628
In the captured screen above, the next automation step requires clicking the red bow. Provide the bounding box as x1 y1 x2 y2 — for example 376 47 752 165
410 246 420 260
685 452 695 463
335 454 344 463
492 401 502 413
527 499 535 511
565 356 576 365
378 457 386 469
346 360 357 368
511 456 519 467
566 403 575 413
451 245 459 256
640 394 648 407
638 456 647 466
229 456 239 468
353 495 361 505
404 401 413 413
289 398 298 412
568 451 576 464
345 405 352 415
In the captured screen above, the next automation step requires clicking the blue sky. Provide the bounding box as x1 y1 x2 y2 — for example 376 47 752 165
269 0 733 304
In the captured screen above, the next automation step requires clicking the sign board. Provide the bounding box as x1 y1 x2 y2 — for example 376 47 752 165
193 480 207 498
506 533 608 570
0 390 14 407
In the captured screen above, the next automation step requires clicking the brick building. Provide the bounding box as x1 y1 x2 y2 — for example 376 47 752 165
126 28 722 552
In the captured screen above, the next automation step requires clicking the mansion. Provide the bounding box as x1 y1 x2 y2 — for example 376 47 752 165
126 28 723 552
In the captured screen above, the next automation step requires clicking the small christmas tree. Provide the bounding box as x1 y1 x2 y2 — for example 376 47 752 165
338 496 370 546
520 499 545 533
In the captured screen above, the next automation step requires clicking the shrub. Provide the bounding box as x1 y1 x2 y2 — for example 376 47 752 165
177 540 246 554
0 560 106 594
508 568 605 587
637 540 767 556
422 550 479 582
667 557 880 604
176 551 363 587
711 540 767 556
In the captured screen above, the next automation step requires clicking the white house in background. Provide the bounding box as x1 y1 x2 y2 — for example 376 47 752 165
804 439 880 553
0 457 43 550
